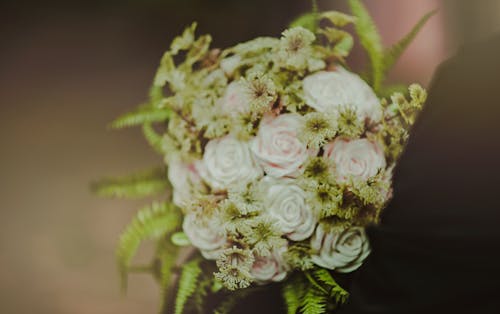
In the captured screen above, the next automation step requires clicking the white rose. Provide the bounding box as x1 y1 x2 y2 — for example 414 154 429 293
251 246 289 283
167 159 206 208
311 225 370 273
261 177 317 241
303 68 382 122
183 211 227 260
197 135 263 191
324 138 386 182
220 55 242 77
219 81 250 117
251 113 317 178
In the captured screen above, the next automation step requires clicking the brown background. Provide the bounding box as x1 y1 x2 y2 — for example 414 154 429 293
2 0 495 313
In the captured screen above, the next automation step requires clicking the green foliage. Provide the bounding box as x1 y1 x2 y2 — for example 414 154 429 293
142 122 165 154
283 275 307 314
383 10 437 73
156 239 179 313
116 201 181 291
348 0 384 92
289 13 318 33
312 268 349 304
92 167 170 199
174 259 202 314
110 104 171 129
300 288 327 314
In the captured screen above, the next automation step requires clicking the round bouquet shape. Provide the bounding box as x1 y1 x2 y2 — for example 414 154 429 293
97 1 433 313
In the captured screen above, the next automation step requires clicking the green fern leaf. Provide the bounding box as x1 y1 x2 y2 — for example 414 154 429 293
383 10 436 73
142 122 165 154
110 104 170 129
156 239 179 313
348 0 384 92
174 259 202 314
116 201 181 291
282 275 306 314
312 268 349 305
300 287 327 314
92 167 169 199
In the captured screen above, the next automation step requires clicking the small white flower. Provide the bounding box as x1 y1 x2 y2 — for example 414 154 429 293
251 113 317 178
219 81 251 117
197 135 263 191
251 245 289 283
167 159 206 208
183 211 227 260
303 68 382 122
310 225 370 273
324 138 386 182
261 177 317 241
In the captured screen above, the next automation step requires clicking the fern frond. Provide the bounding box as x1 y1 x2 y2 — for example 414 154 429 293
92 167 169 199
110 104 170 129
300 287 327 314
348 0 383 92
174 259 202 314
383 10 436 73
116 201 181 291
156 238 180 313
282 275 306 314
142 122 165 154
312 268 349 305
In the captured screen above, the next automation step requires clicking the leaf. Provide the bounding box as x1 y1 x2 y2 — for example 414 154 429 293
184 34 212 68
92 167 169 199
300 287 327 314
116 201 181 292
142 122 165 154
110 104 170 129
156 238 179 313
174 259 202 314
320 11 356 27
383 10 437 73
289 13 318 33
348 0 384 92
282 275 306 314
171 232 191 247
312 268 349 305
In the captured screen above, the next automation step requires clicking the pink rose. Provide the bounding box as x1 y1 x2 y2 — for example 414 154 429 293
251 246 288 283
197 135 263 191
324 138 386 182
183 210 227 260
167 159 206 208
251 113 317 178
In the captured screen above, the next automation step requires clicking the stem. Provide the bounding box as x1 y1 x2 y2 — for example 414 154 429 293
311 0 319 14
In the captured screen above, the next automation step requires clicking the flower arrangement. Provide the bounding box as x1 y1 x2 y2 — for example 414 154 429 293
94 1 433 313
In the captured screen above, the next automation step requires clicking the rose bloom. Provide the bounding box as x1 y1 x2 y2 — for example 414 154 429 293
196 135 263 191
324 138 386 182
182 210 227 260
251 245 288 283
310 224 370 273
251 113 316 178
261 177 317 241
303 67 382 122
219 81 250 117
167 159 206 208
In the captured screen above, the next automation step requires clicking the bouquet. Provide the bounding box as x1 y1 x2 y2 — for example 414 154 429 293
94 1 433 313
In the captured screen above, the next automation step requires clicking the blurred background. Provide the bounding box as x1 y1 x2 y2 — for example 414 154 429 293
1 0 499 313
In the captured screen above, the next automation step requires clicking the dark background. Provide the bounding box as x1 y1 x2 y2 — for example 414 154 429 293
1 0 497 313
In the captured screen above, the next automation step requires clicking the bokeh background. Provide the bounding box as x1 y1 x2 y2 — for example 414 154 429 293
1 0 499 313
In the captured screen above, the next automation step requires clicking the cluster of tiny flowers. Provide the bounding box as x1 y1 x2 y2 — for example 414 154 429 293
161 22 426 290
